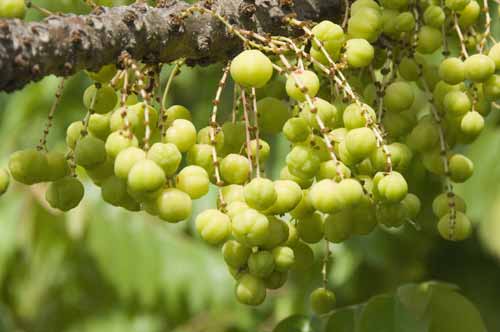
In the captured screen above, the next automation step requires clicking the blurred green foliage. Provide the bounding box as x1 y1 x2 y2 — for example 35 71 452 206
0 1 499 331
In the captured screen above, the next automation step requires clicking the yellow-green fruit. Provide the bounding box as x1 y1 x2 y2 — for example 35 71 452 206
230 50 273 88
147 142 181 176
8 149 49 184
127 159 166 193
0 0 26 18
232 208 269 247
248 251 275 278
376 171 408 202
66 121 84 149
164 105 192 128
244 177 277 211
246 139 271 165
488 43 500 68
297 212 324 244
235 274 266 306
110 103 159 140
156 188 192 223
345 39 374 68
88 113 111 141
464 54 496 83
264 271 288 290
286 145 321 180
324 209 352 243
272 246 295 272
448 154 474 183
383 82 415 112
46 151 70 181
262 216 289 250
345 127 377 161
0 169 10 196
187 144 214 174
114 147 146 179
176 165 210 199
417 25 442 54
300 98 338 130
437 211 471 241
222 240 251 269
220 154 251 185
195 209 231 245
290 190 315 219
286 70 320 101
164 119 197 152
197 126 224 151
105 131 139 159
220 184 245 205
75 136 106 169
101 176 133 207
310 288 336 315
432 193 467 218
45 177 84 211
226 201 249 220
280 166 314 189
460 111 484 138
266 180 302 215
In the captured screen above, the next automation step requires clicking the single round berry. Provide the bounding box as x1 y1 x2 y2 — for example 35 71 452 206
464 54 496 83
438 211 471 241
156 188 192 223
376 171 408 202
46 151 70 181
310 288 336 315
176 165 210 199
9 149 49 185
222 240 251 269
345 127 377 161
105 131 139 159
220 154 251 185
296 212 324 244
342 103 376 129
87 64 117 83
286 145 321 180
101 176 133 207
300 98 338 130
448 154 474 183
114 147 146 179
460 111 484 138
127 159 165 193
45 177 84 211
345 39 374 68
458 1 480 27
432 193 467 218
0 0 26 18
439 57 465 85
399 57 419 81
488 43 500 68
235 274 266 306
75 135 107 169
417 25 442 54
231 208 270 247
164 119 197 152
196 209 231 245
248 251 275 278
243 177 277 211
272 246 295 272
264 271 288 290
484 75 500 100
147 142 181 176
324 209 352 243
266 180 302 215
443 91 471 116
88 113 111 140
164 105 191 128
66 121 84 149
230 50 273 88
246 139 271 165
384 82 415 112
262 216 289 250
423 5 445 28
197 126 225 151
286 70 320 101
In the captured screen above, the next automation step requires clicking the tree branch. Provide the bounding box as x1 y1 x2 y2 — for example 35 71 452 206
0 0 341 92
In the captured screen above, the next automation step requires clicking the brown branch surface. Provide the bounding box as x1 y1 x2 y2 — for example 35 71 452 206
0 0 341 92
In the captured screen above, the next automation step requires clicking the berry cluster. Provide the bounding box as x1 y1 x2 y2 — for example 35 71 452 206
1 0 499 313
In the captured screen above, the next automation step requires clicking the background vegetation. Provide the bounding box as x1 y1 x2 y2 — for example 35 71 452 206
0 0 499 331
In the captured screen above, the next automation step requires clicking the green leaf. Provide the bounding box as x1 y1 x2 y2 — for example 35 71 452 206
359 294 395 332
274 315 316 332
427 286 487 332
325 307 356 332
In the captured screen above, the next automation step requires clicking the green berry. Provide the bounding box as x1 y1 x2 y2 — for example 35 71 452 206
292 241 314 271
114 147 146 179
310 288 336 315
220 154 251 185
197 126 224 151
9 149 49 185
438 211 471 241
164 119 197 152
101 176 134 207
345 127 377 161
222 240 252 269
176 165 209 199
261 216 289 250
156 188 192 223
248 251 275 278
164 105 191 128
300 98 338 130
46 177 84 211
87 64 117 83
46 151 70 181
432 193 466 218
83 84 117 114
235 274 266 306
460 111 484 138
342 103 376 129
458 1 480 27
384 82 415 112
147 142 181 176
105 131 139 159
443 91 471 116
423 5 445 28
286 70 320 101
488 43 500 68
324 209 352 243
230 50 273 88
196 209 231 245
266 180 302 215
257 97 290 135
264 271 288 290
66 121 84 149
448 154 474 183
0 169 10 196
272 246 295 272
417 26 442 54
296 212 324 244
464 54 496 83
345 38 374 68
376 171 408 202
75 135 107 169
232 208 269 247
439 57 466 85
127 159 166 193
246 139 270 165
0 0 26 18
484 75 500 99
243 177 277 211
286 145 321 180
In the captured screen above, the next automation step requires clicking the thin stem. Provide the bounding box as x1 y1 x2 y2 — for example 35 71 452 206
250 87 261 176
322 240 331 289
240 89 255 177
160 59 185 134
26 1 54 16
478 0 491 53
454 14 469 59
37 78 65 151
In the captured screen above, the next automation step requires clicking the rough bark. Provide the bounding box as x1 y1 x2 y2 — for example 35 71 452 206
0 0 341 92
